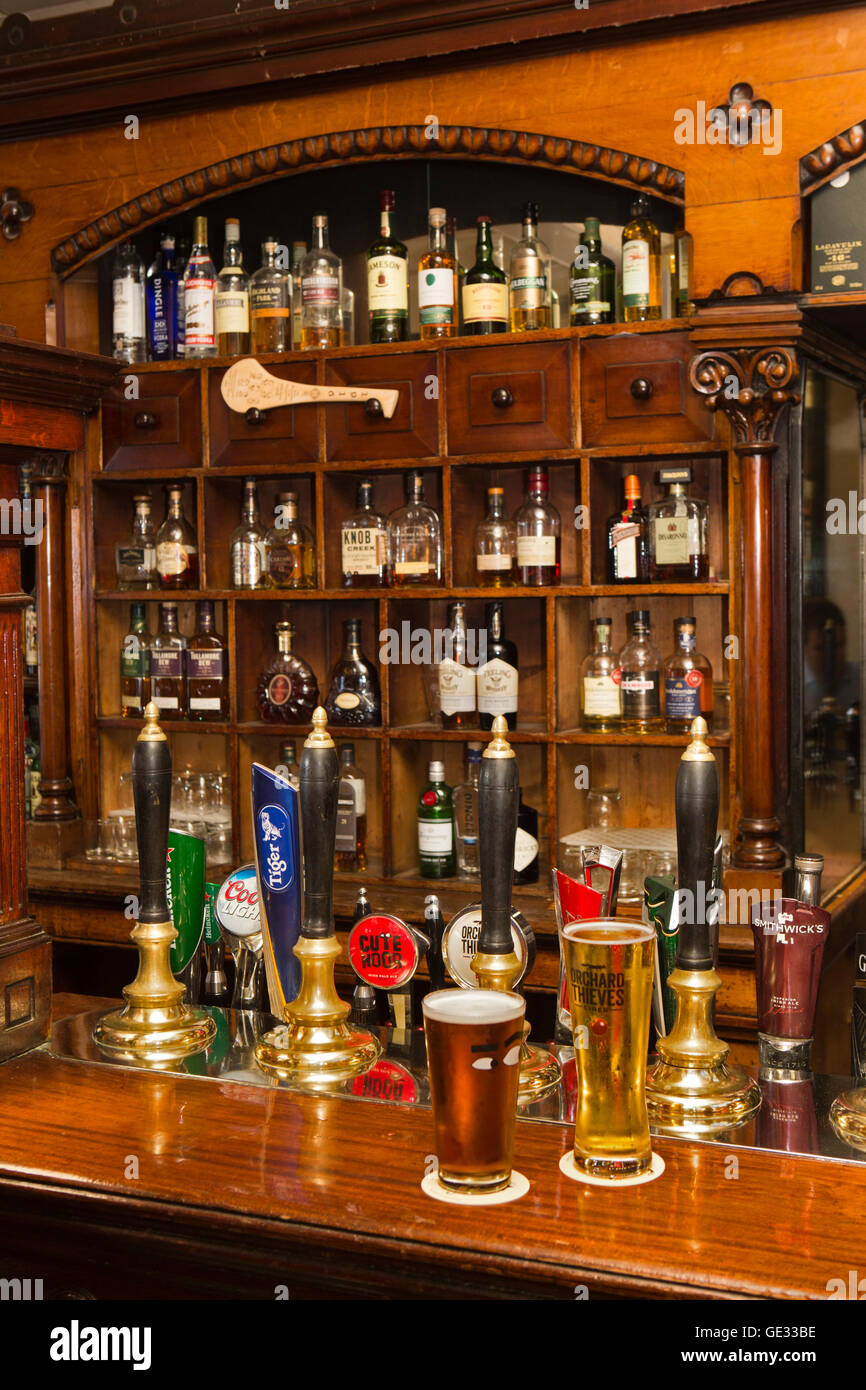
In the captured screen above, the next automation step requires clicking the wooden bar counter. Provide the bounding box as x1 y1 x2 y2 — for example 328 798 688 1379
0 998 860 1301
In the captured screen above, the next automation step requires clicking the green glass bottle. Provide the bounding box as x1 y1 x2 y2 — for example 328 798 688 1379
367 190 408 343
120 601 151 718
462 216 508 335
418 759 456 878
569 218 615 326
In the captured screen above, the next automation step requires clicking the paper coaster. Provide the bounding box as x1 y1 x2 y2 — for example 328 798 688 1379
559 1150 665 1187
420 1170 530 1205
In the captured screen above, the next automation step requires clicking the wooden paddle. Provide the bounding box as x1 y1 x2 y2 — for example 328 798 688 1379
220 358 400 419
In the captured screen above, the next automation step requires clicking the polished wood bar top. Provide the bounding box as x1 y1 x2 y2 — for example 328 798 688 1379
0 1002 861 1299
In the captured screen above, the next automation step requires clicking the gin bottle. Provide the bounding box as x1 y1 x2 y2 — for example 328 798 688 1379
146 232 178 361
454 742 482 879
418 761 456 878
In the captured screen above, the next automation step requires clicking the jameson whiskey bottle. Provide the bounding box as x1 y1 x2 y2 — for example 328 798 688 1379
438 601 476 730
462 216 508 335
417 208 457 340
120 602 151 717
622 194 661 323
509 202 551 332
418 761 456 878
619 609 662 732
662 617 713 734
341 478 389 587
150 601 187 717
367 190 408 343
580 616 621 731
183 215 217 356
570 218 615 326
215 217 250 356
156 484 198 589
255 621 319 723
187 599 228 721
476 600 518 731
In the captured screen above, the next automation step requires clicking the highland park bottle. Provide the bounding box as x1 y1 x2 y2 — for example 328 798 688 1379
418 761 456 878
183 216 217 357
215 217 250 356
475 485 516 586
462 216 508 335
250 237 291 354
367 190 408 344
417 208 457 340
150 602 187 717
187 600 228 721
120 602 151 718
156 485 198 590
341 478 389 587
115 492 157 590
301 214 342 350
509 202 551 332
622 194 661 323
580 616 621 731
256 621 320 724
514 466 560 586
570 218 615 326
325 618 381 726
662 617 714 734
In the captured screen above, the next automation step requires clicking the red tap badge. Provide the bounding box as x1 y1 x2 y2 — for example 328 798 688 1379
348 913 420 989
553 868 604 1026
349 1057 419 1105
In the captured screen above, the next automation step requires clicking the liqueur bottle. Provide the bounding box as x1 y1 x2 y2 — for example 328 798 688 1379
335 742 367 872
509 202 551 332
156 485 198 590
389 471 442 585
417 208 457 341
569 218 615 326
174 236 189 359
183 215 217 357
187 599 228 721
622 194 661 323
662 617 713 734
462 216 508 335
418 760 456 878
367 190 408 344
514 465 560 586
291 240 306 349
438 600 476 730
325 618 381 726
647 466 709 582
476 600 518 731
146 232 178 361
606 474 649 584
301 214 342 350
341 478 389 588
215 217 251 356
230 478 268 590
264 490 316 589
580 616 621 731
475 485 516 586
618 609 662 733
250 236 291 354
674 223 695 317
120 601 151 718
454 742 482 880
150 601 187 718
112 240 146 363
115 492 157 590
255 621 319 723
514 794 540 885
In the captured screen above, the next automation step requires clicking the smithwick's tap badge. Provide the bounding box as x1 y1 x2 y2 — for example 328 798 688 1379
442 904 534 989
251 762 302 1014
348 912 423 991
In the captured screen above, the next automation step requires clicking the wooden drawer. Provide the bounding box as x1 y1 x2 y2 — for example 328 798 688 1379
102 370 200 473
208 359 319 467
324 352 438 460
446 341 573 455
580 332 712 445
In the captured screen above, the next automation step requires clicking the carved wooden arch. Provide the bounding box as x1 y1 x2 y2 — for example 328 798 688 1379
800 120 866 194
51 123 684 277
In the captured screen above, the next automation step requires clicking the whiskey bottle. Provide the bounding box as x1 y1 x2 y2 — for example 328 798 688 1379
335 742 367 872
146 232 178 361
514 465 560 586
120 602 151 717
418 761 456 878
509 202 551 332
230 478 268 590
325 618 381 726
255 620 319 723
619 609 662 732
150 601 187 718
662 617 714 734
389 471 442 585
341 478 389 587
475 485 516 586
156 485 198 590
301 213 342 350
622 194 661 323
215 217 251 356
187 599 228 721
112 240 146 363
183 215 217 357
580 616 621 731
674 223 694 316
367 190 408 344
454 742 482 880
277 738 299 786
569 218 615 326
514 794 540 885
264 491 316 589
476 600 518 731
250 237 291 353
116 492 157 590
647 467 709 581
417 207 457 340
606 474 649 583
291 240 306 349
438 600 476 729
462 216 508 335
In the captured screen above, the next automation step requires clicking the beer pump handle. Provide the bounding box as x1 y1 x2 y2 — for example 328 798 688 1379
133 702 172 926
675 716 719 972
477 716 519 957
299 708 339 940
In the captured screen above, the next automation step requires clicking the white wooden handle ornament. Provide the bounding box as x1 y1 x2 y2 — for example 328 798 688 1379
221 358 399 420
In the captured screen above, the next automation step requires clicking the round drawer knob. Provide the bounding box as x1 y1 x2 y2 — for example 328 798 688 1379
630 377 654 402
245 407 266 426
133 411 157 430
491 386 513 409
364 397 384 419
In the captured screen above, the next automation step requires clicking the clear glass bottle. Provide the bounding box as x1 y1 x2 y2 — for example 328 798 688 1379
389 471 442 586
509 202 551 332
301 214 342 350
606 474 649 584
250 236 291 354
335 742 367 872
662 617 714 734
291 240 306 349
146 232 178 361
120 601 151 718
187 599 228 721
255 621 320 724
112 240 146 363
325 618 381 726
454 742 483 880
116 492 157 589
265 490 316 589
156 485 198 590
474 485 516 586
569 218 615 326
580 616 621 731
647 466 709 582
183 215 217 357
476 600 519 731
514 466 560 586
418 760 456 878
230 478 268 590
215 217 250 356
622 193 661 323
438 600 476 730
174 236 189 359
462 216 508 335
341 478 389 588
367 190 408 344
619 609 662 732
674 223 694 316
150 601 187 718
417 207 457 340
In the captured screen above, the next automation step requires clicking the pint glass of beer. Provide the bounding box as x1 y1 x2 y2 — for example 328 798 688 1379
423 989 525 1193
561 919 655 1178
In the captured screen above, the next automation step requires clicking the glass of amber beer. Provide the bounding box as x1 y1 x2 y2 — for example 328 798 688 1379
423 989 525 1193
561 919 655 1178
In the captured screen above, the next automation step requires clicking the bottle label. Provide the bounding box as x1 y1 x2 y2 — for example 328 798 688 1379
653 516 691 566
510 271 547 309
476 553 512 571
121 634 148 678
340 772 366 818
665 673 702 720
122 694 144 708
189 697 223 711
302 273 340 305
610 520 640 579
438 659 476 714
117 544 156 573
335 691 362 710
514 826 539 873
267 674 291 707
517 535 556 566
188 649 225 678
24 604 37 667
342 526 387 575
156 542 194 576
232 539 265 587
418 819 453 854
368 256 408 315
621 671 660 720
418 268 454 325
462 281 508 325
250 283 289 317
154 695 180 710
335 785 358 852
113 276 143 339
394 559 434 577
184 277 216 346
622 240 651 308
150 648 184 678
570 276 609 314
477 657 518 715
215 289 250 333
583 674 621 717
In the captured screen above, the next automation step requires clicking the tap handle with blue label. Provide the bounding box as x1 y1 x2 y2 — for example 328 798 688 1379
133 702 172 925
300 707 339 940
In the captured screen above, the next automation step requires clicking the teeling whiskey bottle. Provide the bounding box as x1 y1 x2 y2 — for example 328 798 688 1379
187 600 228 721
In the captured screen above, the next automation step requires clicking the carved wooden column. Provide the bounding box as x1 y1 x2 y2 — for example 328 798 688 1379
30 452 77 820
690 346 799 870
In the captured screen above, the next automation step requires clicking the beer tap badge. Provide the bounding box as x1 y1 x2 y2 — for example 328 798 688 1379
348 912 422 990
251 763 302 1013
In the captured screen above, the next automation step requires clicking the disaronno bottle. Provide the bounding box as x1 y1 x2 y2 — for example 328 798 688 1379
509 202 551 332
647 466 709 581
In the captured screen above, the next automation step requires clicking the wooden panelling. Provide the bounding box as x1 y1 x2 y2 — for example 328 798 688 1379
208 359 319 468
446 340 573 455
102 371 201 473
324 352 439 461
580 331 712 446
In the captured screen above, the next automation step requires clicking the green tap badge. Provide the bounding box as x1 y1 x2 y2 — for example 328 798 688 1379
167 827 206 974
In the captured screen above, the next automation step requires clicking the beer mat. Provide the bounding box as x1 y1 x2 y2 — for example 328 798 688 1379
558 1150 665 1187
420 1171 530 1205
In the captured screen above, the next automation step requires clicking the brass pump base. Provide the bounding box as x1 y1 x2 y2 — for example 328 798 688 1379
472 950 561 1103
645 967 761 1133
829 1089 866 1153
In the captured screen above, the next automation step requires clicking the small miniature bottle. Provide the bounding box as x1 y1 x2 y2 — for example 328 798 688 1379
156 485 198 590
112 240 146 364
265 491 316 589
580 616 621 731
230 478 268 590
454 743 483 880
474 485 516 586
418 761 456 878
120 602 151 718
301 214 342 350
606 474 649 584
250 236 291 353
115 492 157 590
183 215 217 357
215 217 250 356
325 618 381 726
335 743 367 872
255 621 319 724
647 466 709 582
514 466 560 587
417 208 457 340
389 471 442 586
622 193 661 323
662 617 714 734
341 478 389 588
150 601 187 718
438 600 476 730
187 599 228 721
569 218 615 326
618 609 662 733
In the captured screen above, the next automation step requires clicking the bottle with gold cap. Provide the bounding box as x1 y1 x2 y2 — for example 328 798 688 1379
474 485 516 586
606 474 648 583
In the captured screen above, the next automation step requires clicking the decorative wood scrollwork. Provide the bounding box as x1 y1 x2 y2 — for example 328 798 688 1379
800 121 866 192
1 187 33 241
689 347 799 447
708 83 773 147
